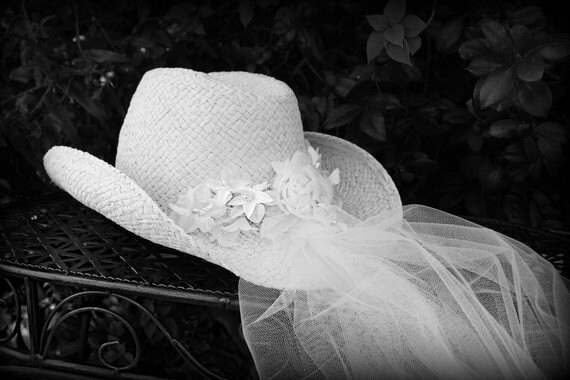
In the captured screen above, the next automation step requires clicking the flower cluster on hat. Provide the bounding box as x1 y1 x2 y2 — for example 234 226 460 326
169 144 341 246
169 167 275 246
260 146 341 237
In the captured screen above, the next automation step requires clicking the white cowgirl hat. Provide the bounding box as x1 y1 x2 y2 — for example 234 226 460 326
44 68 570 378
44 68 401 288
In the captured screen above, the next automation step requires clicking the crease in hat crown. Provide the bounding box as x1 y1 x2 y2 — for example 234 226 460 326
115 68 306 215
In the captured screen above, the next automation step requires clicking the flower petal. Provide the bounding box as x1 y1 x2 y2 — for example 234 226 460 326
169 203 191 215
264 190 278 205
179 213 198 232
271 161 285 174
255 191 274 204
249 204 265 223
223 217 254 232
214 189 232 206
307 146 321 167
209 206 227 219
328 168 340 185
229 206 244 219
243 201 256 219
196 215 215 233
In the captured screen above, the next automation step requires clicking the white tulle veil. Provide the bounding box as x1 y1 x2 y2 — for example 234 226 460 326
168 143 569 379
238 205 570 379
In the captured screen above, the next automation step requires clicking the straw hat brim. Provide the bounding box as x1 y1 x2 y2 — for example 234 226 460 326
44 132 401 288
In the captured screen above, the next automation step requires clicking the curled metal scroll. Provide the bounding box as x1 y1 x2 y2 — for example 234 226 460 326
39 290 227 379
0 276 21 343
41 306 140 371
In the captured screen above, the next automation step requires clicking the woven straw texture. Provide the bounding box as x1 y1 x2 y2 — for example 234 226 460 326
44 68 401 288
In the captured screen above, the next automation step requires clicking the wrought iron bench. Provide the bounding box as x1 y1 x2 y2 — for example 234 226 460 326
1 191 569 379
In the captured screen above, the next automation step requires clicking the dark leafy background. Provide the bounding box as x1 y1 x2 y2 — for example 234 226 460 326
0 0 569 377
1 0 569 228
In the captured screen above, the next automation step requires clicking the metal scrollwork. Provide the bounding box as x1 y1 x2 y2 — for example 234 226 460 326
41 306 140 371
0 276 21 344
39 290 227 379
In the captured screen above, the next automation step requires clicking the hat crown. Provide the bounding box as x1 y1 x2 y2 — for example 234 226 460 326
115 68 306 212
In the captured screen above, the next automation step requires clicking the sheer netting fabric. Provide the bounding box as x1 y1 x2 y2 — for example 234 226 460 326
239 205 570 379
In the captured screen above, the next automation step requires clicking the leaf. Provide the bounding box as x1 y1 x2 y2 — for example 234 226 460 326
335 77 357 98
487 119 517 139
144 321 157 340
310 30 324 61
536 122 567 143
67 81 107 122
458 38 489 60
137 1 151 21
384 24 405 47
466 190 487 217
56 341 81 358
467 132 483 153
510 25 534 52
9 67 32 83
439 191 465 209
386 41 411 65
360 109 386 141
494 89 518 112
366 31 386 62
434 16 464 52
50 104 80 146
346 80 372 103
466 56 505 77
442 108 473 124
401 62 422 81
508 6 545 26
411 113 443 135
537 35 570 61
324 104 361 129
516 53 544 82
408 36 421 55
384 0 406 25
406 158 438 174
485 168 502 192
401 14 426 38
523 137 539 161
239 0 254 28
472 78 484 109
481 20 511 54
366 14 387 31
84 49 129 63
537 137 563 161
479 67 517 108
503 142 526 164
518 80 552 117
163 317 179 337
369 93 404 110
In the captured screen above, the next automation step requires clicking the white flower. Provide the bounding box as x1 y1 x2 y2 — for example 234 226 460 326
206 167 252 207
169 145 343 244
271 149 340 219
228 183 275 223
169 184 226 233
307 145 321 168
